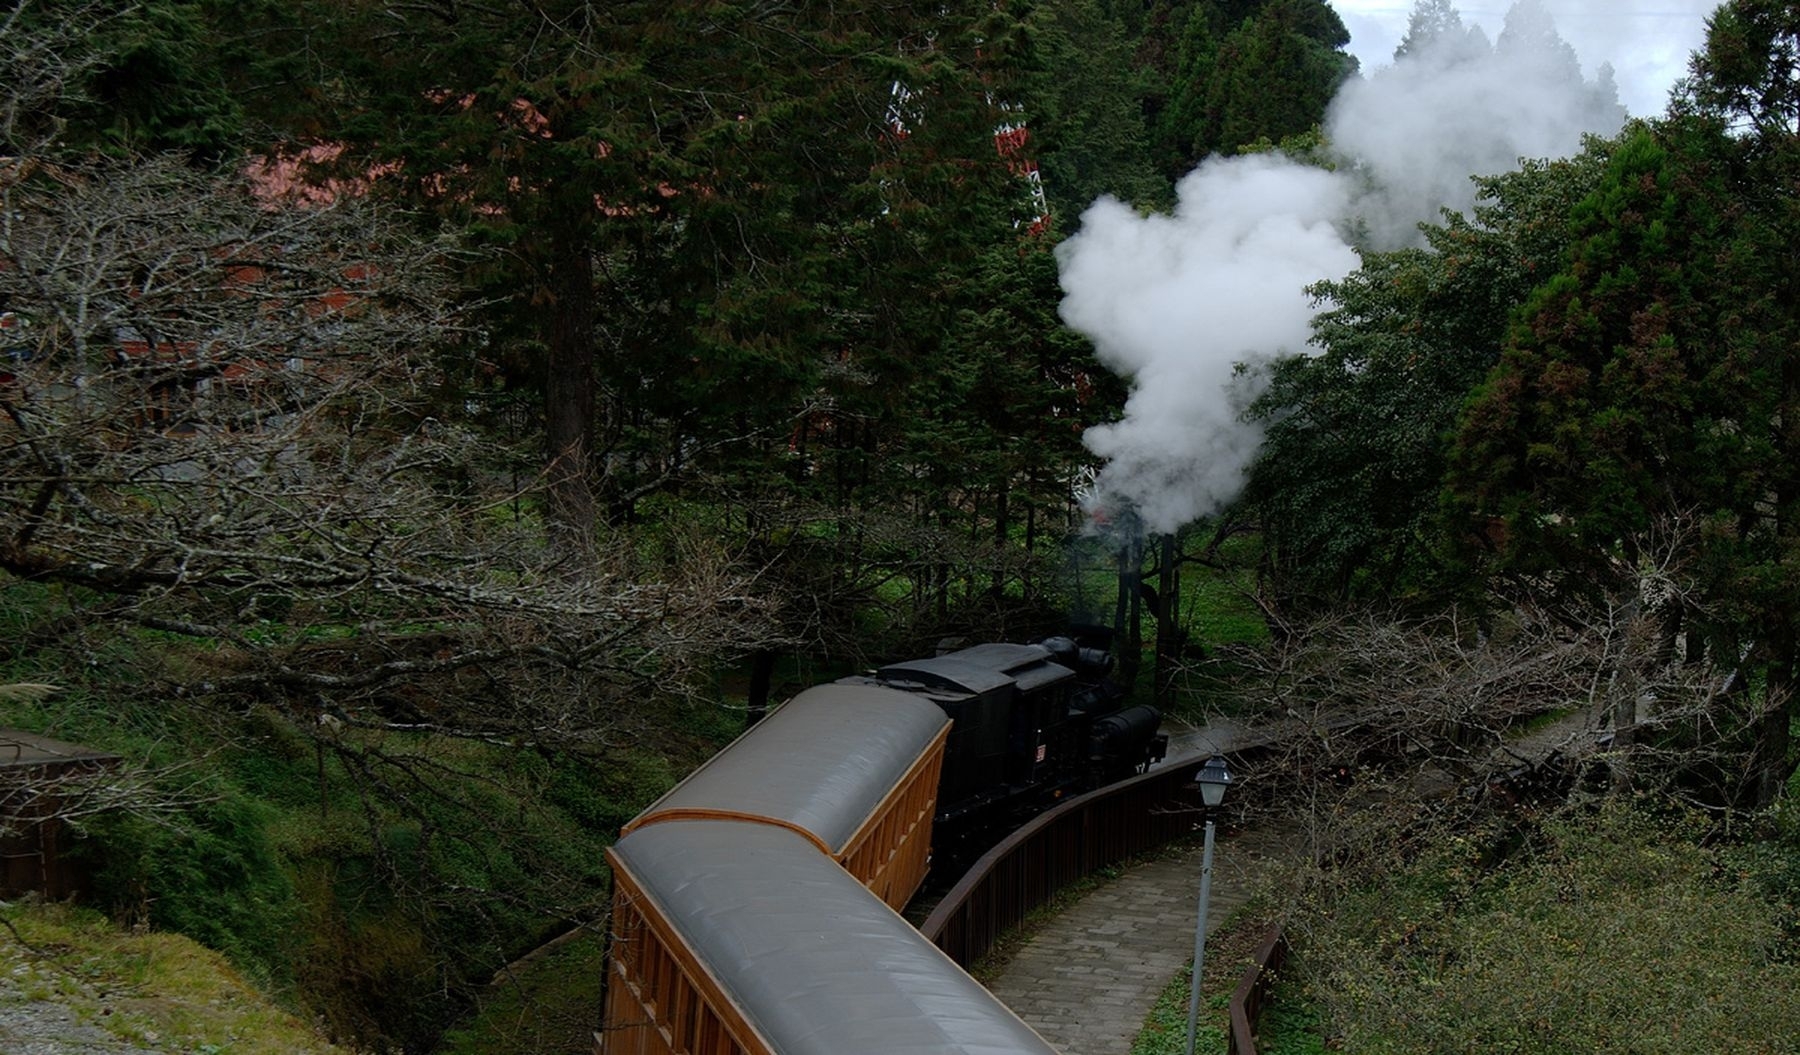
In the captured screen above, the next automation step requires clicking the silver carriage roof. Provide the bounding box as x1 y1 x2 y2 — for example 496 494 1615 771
623 682 948 855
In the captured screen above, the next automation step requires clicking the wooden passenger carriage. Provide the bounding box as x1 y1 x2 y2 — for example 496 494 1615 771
598 683 1061 1055
601 821 1058 1055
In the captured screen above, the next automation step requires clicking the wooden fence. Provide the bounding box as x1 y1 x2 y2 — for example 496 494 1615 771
1229 925 1289 1055
917 755 1213 966
918 747 1291 1054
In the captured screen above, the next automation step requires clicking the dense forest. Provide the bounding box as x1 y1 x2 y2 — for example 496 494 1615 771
2 0 1798 1051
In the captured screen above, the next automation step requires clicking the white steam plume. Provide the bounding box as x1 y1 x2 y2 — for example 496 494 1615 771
1057 0 1629 537
1329 2 1628 243
1060 157 1359 535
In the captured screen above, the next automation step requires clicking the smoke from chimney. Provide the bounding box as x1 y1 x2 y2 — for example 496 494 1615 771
1057 0 1628 537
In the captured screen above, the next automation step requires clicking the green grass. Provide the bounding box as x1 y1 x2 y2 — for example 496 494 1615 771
1131 969 1227 1055
0 656 689 1052
1131 890 1282 1055
1507 703 1576 737
1294 803 1800 1053
1258 986 1329 1055
0 902 346 1055
1044 527 1274 724
435 929 608 1055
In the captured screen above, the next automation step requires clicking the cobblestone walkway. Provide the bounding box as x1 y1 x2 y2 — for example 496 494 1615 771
984 705 1603 1055
985 821 1298 1055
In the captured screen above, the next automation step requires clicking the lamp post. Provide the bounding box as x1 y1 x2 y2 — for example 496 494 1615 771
1185 755 1232 1055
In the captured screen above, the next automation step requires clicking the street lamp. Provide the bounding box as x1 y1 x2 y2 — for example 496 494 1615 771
1185 756 1232 1055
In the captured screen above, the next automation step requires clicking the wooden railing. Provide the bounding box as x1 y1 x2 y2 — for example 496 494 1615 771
918 756 1214 965
917 747 1290 1054
1229 924 1288 1055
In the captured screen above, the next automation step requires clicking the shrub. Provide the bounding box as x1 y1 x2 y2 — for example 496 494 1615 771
1298 803 1800 1054
84 793 298 989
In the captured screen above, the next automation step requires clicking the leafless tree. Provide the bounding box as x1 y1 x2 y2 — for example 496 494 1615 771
0 12 785 976
0 9 796 1045
1 150 784 741
1 0 788 741
1207 517 1770 828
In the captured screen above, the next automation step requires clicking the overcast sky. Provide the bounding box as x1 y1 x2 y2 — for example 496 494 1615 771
1328 1 1721 118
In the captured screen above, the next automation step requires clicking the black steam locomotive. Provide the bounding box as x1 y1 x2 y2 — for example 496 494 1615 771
841 632 1166 864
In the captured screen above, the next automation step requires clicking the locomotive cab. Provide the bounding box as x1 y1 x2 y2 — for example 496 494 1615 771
863 643 1093 829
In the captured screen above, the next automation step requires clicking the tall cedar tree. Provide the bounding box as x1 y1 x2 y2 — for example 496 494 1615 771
1394 0 1490 61
1446 108 1799 804
1246 145 1616 606
1025 0 1168 219
1152 0 1354 175
0 0 241 158
223 1 1030 553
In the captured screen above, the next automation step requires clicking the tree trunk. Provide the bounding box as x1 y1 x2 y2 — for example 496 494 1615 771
1750 633 1796 807
1024 495 1038 599
1115 535 1143 690
746 649 776 728
543 226 597 559
991 485 1009 599
1153 533 1181 707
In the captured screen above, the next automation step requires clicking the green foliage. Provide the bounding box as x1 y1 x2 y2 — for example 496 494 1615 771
434 931 609 1055
1724 796 1800 953
83 795 298 990
1248 139 1618 607
1130 968 1226 1055
1183 544 1270 650
1394 0 1489 62
1153 0 1353 171
1258 992 1329 1055
2 0 241 158
1204 0 1354 159
1687 0 1800 137
1444 101 1800 803
0 606 693 1052
1025 0 1170 219
1301 804 1800 1053
1 902 346 1054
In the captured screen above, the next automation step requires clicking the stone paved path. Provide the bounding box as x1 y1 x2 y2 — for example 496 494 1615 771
1490 700 1611 763
985 819 1297 1055
985 705 1606 1055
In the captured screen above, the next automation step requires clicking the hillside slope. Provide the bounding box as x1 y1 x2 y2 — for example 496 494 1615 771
1 902 345 1055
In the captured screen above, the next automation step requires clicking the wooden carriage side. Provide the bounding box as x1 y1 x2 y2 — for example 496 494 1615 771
834 723 945 909
601 845 771 1055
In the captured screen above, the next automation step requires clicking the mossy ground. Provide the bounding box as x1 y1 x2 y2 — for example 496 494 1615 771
1128 907 1275 1055
0 901 344 1054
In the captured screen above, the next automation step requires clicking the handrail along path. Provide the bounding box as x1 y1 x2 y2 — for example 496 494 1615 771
918 734 1292 1055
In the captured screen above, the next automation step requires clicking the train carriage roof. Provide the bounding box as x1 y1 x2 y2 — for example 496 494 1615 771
611 820 1061 1055
623 683 948 855
876 642 1074 697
